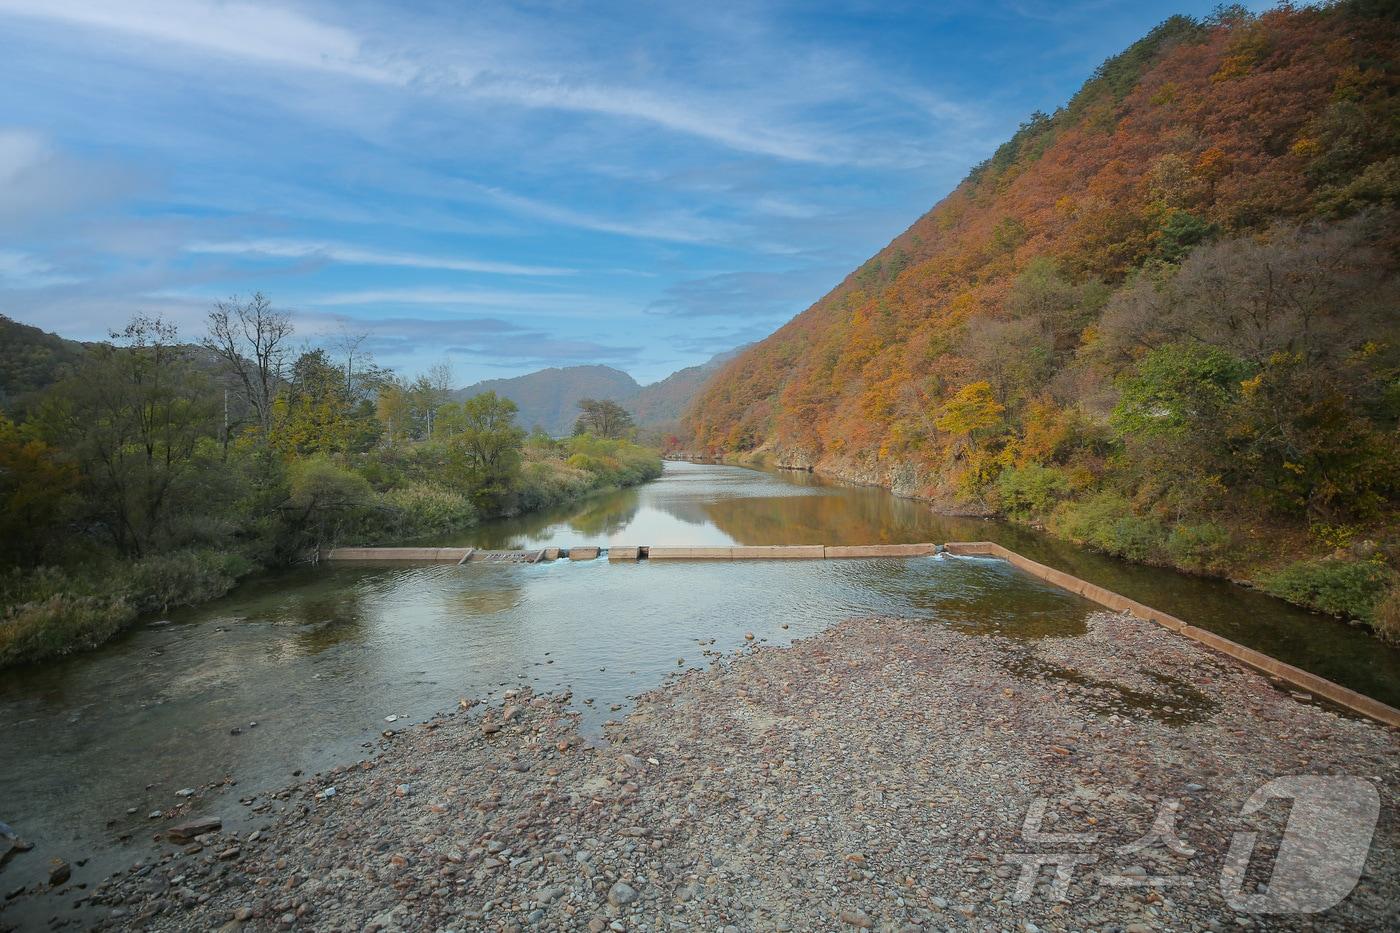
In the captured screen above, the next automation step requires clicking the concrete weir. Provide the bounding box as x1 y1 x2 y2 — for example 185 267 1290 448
314 539 1400 728
321 543 941 562
943 541 1400 729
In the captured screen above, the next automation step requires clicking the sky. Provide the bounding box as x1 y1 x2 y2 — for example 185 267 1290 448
0 0 1267 386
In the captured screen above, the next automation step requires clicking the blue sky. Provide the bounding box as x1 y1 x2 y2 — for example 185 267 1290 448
0 0 1264 386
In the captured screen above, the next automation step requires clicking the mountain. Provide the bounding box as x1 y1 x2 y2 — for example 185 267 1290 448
686 4 1399 605
454 365 640 435
621 347 746 430
0 314 92 416
455 350 744 435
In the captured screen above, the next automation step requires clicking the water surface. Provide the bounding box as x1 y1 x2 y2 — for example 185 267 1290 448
1 461 1395 927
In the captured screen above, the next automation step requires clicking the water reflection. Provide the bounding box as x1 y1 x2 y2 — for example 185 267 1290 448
1 460 1397 929
433 462 1397 707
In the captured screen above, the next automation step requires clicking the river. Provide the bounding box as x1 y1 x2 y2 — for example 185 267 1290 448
1 460 1396 927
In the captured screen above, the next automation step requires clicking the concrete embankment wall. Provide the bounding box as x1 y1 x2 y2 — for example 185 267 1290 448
944 541 1400 729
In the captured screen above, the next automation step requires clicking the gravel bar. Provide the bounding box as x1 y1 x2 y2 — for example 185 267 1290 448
69 612 1399 931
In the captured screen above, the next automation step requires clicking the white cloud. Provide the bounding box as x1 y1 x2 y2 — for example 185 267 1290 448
0 0 399 80
0 249 80 287
302 287 638 319
0 1 970 168
0 127 140 226
468 184 740 245
184 238 574 276
0 128 46 184
456 72 845 166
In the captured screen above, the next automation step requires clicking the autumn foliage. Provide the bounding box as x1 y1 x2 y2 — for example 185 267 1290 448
686 2 1400 627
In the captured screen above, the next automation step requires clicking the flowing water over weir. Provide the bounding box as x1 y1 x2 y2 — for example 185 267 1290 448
2 461 1399 926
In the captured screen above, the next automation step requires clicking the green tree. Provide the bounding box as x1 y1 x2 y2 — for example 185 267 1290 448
272 349 355 459
0 416 78 566
38 316 218 556
376 380 414 441
442 391 526 509
1111 343 1252 439
409 362 452 438
573 398 635 439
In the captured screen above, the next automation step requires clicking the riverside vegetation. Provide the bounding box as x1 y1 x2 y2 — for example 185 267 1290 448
0 301 660 668
686 2 1400 640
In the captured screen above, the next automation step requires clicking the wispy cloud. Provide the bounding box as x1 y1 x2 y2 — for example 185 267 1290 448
456 73 850 166
185 238 574 276
0 0 970 168
466 184 741 245
0 249 80 287
648 267 841 319
0 0 399 80
296 312 641 366
0 0 1182 383
305 287 635 319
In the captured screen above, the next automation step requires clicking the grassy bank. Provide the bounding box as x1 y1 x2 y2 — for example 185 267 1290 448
0 437 661 669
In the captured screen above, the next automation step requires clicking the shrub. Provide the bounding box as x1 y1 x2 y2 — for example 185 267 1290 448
515 460 595 513
0 594 136 667
1263 559 1396 624
0 547 259 667
1164 522 1233 573
1050 492 1167 562
382 482 478 537
558 437 663 488
287 456 373 511
121 549 253 613
1374 586 1400 644
285 457 375 549
995 463 1071 518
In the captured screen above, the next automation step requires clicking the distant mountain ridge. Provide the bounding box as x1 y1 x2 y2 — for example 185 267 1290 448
622 347 745 430
454 349 744 436
453 365 640 435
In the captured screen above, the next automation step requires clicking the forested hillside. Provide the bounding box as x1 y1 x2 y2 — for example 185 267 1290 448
687 2 1400 636
0 315 91 415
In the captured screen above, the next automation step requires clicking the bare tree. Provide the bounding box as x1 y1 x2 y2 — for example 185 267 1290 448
202 292 294 437
411 361 453 437
330 327 391 401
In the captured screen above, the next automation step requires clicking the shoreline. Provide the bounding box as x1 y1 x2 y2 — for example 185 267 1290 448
0 467 661 674
26 611 1396 931
677 453 1396 641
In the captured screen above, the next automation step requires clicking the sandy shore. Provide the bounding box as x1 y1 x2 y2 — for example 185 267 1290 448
56 612 1400 931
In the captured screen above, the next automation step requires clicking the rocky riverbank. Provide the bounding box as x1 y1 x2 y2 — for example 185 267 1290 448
27 612 1400 931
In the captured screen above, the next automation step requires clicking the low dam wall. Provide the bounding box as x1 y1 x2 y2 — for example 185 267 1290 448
321 543 939 562
319 540 1400 728
944 541 1400 729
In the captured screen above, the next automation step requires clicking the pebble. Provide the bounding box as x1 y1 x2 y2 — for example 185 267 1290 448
77 616 1398 933
607 881 639 906
47 859 70 887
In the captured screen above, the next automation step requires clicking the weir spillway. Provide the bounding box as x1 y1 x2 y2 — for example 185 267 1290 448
317 540 1400 729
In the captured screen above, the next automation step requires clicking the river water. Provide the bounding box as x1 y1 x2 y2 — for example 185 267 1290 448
1 461 1396 926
